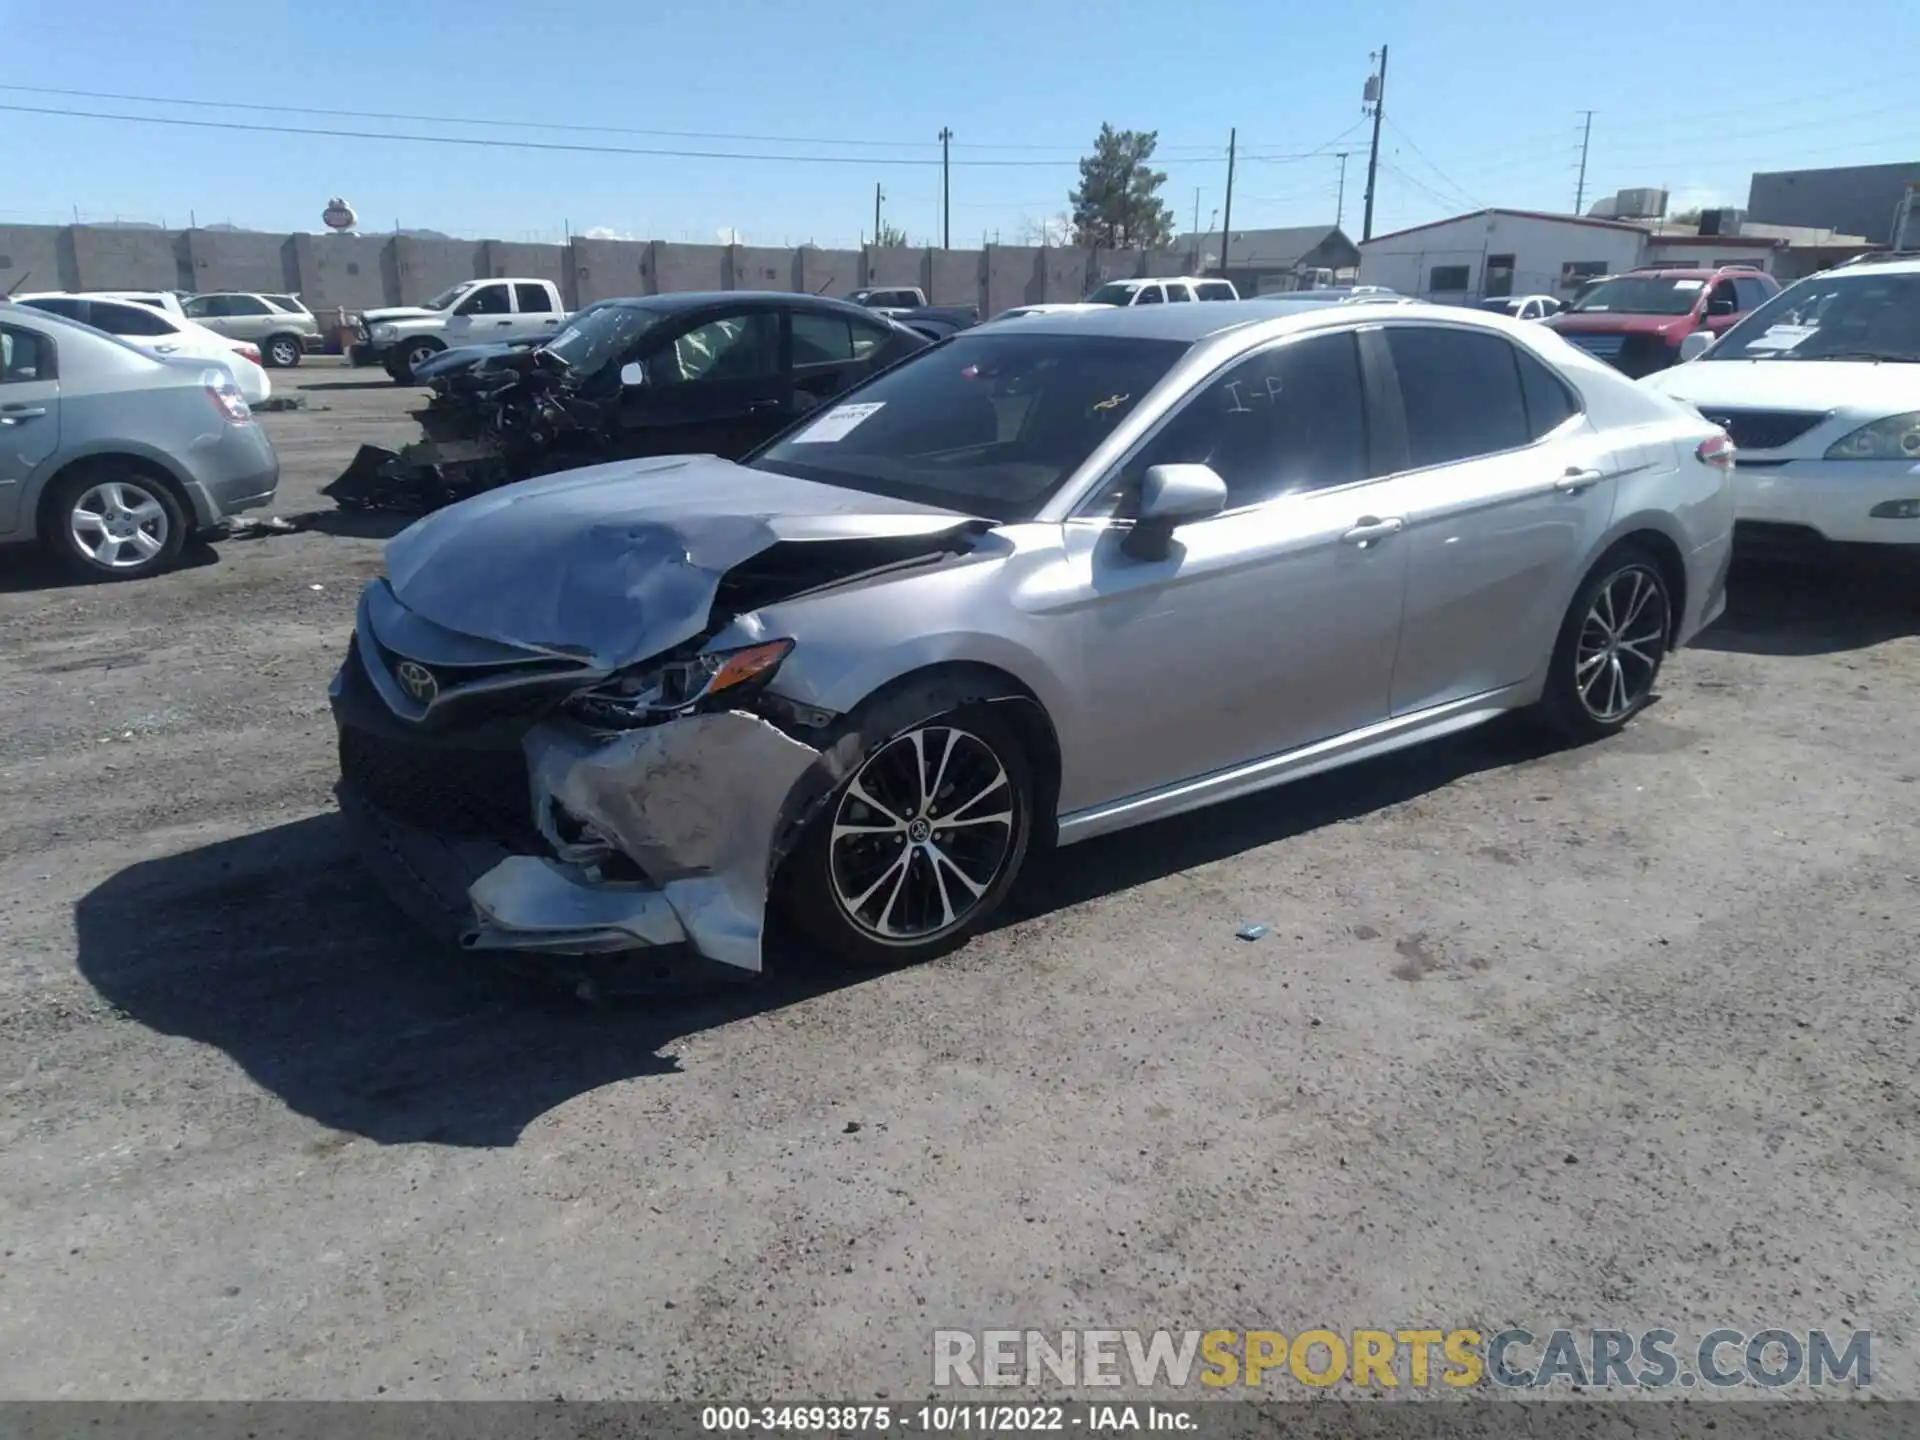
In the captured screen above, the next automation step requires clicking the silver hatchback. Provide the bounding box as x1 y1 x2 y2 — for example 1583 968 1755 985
331 302 1732 974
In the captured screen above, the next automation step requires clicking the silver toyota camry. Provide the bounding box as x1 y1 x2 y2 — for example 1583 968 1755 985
330 301 1733 974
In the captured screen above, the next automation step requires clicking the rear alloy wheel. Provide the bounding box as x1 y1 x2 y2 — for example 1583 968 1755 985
46 468 186 581
790 705 1033 965
1534 548 1671 740
264 334 303 368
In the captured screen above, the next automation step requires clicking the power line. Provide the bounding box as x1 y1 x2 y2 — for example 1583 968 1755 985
0 101 1100 167
1380 117 1484 210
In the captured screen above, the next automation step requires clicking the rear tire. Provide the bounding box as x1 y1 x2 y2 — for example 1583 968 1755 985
42 462 188 582
783 685 1035 967
1530 545 1673 742
264 333 303 369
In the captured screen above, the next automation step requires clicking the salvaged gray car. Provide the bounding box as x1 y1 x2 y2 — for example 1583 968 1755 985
332 301 1733 977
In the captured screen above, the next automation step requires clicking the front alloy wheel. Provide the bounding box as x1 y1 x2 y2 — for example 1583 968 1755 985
1575 564 1669 723
830 725 1018 944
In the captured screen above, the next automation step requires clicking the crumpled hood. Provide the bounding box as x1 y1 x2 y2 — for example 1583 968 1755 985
363 306 441 325
382 454 980 670
1644 358 1920 415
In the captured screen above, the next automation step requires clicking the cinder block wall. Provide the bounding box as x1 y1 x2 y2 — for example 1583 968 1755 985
0 225 1163 318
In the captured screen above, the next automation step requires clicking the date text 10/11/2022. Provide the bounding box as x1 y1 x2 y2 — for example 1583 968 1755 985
700 1404 1197 1431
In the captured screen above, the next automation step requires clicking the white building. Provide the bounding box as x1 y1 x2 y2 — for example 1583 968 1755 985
1358 206 1880 301
1358 209 1647 302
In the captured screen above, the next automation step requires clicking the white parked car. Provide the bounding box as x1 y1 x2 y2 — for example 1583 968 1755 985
1085 277 1240 306
1478 294 1564 321
15 293 271 404
988 303 1106 322
1642 253 1920 546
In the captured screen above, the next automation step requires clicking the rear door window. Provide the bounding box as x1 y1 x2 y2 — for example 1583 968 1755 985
1514 346 1581 438
1383 325 1531 468
0 325 52 382
90 300 177 338
513 283 555 313
791 311 857 365
1165 283 1192 303
1134 286 1164 306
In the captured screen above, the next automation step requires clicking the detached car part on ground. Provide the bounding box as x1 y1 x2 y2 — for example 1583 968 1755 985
333 300 1734 981
322 292 930 514
0 302 279 580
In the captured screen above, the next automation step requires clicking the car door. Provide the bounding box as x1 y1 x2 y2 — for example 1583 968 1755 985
182 294 235 337
219 295 279 344
1057 328 1410 802
0 321 59 536
1370 322 1621 716
506 282 565 344
1700 278 1743 337
614 308 788 458
443 281 514 345
789 308 902 417
86 298 192 358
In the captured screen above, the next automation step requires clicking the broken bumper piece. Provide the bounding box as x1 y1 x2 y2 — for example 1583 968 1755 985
336 700 828 975
464 856 688 954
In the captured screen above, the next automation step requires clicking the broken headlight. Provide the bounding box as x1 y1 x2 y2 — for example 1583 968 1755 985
563 639 795 729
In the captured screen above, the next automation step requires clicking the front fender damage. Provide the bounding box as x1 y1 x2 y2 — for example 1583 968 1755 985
462 711 851 972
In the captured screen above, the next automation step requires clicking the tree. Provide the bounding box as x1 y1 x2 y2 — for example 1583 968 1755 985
1069 124 1176 249
1015 211 1075 247
1668 207 1703 227
875 220 909 247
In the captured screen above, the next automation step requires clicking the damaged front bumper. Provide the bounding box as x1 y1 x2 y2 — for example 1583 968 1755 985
333 655 829 973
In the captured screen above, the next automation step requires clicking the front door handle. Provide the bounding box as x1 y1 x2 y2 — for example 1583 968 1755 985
1555 467 1605 494
0 405 47 424
744 399 783 414
1341 515 1405 547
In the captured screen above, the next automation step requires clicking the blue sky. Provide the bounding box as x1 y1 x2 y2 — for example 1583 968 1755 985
0 0 1912 248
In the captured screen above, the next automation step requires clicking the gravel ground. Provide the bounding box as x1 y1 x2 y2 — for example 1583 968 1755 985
0 362 1915 1402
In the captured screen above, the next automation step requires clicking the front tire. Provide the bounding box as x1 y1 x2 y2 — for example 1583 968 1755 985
785 694 1034 966
264 334 303 369
1532 546 1672 741
392 338 443 384
43 463 188 581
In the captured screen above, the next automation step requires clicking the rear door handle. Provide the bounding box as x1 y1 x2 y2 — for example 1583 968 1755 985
744 399 784 414
0 406 46 424
1341 515 1405 547
1555 467 1606 494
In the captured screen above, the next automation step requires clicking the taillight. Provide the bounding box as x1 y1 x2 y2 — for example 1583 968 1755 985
203 369 252 424
1697 432 1736 471
237 343 262 363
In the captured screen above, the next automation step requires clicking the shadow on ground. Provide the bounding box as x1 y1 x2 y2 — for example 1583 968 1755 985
1698 550 1920 657
75 716 1565 1149
295 380 421 393
0 539 219 594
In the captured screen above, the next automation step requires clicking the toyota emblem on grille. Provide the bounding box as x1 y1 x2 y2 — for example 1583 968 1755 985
395 660 439 704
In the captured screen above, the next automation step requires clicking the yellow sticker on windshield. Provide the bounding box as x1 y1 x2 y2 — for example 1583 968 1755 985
1092 393 1130 413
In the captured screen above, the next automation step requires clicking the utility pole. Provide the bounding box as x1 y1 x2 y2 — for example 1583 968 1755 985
1361 45 1388 241
1573 110 1595 215
1220 128 1237 271
1334 153 1350 230
938 127 953 249
1190 188 1202 270
873 183 883 245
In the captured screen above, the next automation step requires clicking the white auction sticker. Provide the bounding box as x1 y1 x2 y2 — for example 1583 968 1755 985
1671 279 1705 290
791 401 886 443
1744 324 1817 352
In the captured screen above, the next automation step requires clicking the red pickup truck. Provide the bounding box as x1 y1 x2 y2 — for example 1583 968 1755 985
1546 264 1780 377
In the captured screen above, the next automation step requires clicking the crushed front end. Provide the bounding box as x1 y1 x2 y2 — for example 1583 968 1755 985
329 580 837 976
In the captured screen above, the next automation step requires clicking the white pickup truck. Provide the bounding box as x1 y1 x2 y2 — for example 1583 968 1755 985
351 277 569 382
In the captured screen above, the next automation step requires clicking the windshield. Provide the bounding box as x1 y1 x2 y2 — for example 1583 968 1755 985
751 331 1191 522
1704 271 1920 363
1478 298 1522 314
1568 276 1705 316
1085 284 1136 306
423 282 476 311
542 303 670 376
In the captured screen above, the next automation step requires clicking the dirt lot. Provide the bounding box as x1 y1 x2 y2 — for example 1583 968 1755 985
0 362 1916 1401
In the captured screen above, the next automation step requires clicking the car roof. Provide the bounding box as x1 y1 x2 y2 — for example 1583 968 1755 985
599 290 887 318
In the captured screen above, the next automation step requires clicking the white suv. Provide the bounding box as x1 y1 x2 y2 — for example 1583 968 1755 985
1085 276 1240 306
1642 253 1920 547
